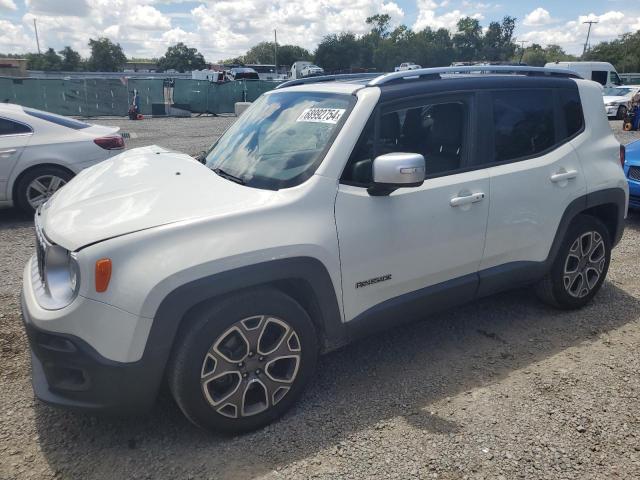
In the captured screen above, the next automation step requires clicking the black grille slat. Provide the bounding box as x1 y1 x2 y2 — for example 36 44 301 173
629 166 640 182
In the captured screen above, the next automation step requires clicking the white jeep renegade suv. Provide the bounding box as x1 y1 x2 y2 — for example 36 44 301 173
21 67 629 433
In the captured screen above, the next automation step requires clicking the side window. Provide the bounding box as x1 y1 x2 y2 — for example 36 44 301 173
342 99 468 184
342 117 375 184
558 88 584 138
0 118 31 136
610 71 622 86
492 90 554 163
591 70 607 86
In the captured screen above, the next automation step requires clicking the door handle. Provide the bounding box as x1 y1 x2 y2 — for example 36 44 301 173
450 192 485 207
0 149 16 156
550 169 578 183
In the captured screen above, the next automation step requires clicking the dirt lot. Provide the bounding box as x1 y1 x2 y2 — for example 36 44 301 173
0 118 639 480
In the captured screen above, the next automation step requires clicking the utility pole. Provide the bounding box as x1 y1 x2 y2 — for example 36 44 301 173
274 30 278 77
517 40 529 64
582 21 598 56
33 18 41 54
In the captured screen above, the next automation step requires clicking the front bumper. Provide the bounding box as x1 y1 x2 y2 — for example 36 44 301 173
21 256 165 413
22 294 161 413
605 105 620 116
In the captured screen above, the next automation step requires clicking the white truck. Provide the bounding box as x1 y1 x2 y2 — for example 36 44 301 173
544 61 622 88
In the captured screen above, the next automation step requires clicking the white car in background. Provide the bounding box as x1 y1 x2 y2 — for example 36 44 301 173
395 62 422 72
300 64 324 77
0 104 124 214
602 86 640 120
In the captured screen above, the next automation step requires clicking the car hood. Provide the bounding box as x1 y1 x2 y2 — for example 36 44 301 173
603 95 628 104
41 145 276 251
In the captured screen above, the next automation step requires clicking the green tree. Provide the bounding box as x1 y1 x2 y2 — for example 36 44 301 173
480 16 516 61
413 27 454 67
25 48 62 71
585 31 640 72
158 42 206 72
58 46 81 71
314 32 362 72
518 44 577 67
453 17 483 61
87 37 127 72
243 42 312 67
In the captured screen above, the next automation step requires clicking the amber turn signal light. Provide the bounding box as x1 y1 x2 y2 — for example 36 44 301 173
95 259 112 292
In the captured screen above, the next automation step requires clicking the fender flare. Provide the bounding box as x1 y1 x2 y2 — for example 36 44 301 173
137 257 345 398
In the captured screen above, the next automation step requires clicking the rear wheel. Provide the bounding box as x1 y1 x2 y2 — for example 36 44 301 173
168 288 318 433
536 215 611 309
15 166 73 214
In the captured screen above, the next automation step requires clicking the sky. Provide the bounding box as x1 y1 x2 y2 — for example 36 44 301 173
0 0 639 62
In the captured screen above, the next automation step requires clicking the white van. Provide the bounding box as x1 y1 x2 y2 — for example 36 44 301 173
545 61 622 88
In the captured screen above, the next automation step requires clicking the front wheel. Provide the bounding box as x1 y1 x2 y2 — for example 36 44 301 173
536 215 611 309
168 288 318 433
15 166 73 214
616 105 628 121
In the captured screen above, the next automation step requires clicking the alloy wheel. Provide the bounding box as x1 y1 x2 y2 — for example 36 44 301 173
200 315 302 419
563 231 606 298
26 175 67 209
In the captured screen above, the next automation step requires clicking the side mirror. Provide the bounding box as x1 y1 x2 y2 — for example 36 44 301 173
368 152 426 196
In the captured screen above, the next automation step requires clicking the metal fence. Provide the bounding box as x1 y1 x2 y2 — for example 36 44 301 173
0 77 281 116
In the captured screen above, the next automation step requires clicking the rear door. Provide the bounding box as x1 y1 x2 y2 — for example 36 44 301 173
479 87 586 283
0 117 32 201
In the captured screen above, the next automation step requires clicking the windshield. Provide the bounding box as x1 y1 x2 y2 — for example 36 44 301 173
603 87 633 97
205 91 354 189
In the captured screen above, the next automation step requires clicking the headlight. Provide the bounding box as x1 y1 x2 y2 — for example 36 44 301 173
44 245 80 308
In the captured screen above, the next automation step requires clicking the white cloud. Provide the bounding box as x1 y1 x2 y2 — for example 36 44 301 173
519 10 640 54
189 0 405 61
523 7 553 27
26 0 90 16
0 19 34 52
413 0 484 32
126 5 171 31
0 0 17 11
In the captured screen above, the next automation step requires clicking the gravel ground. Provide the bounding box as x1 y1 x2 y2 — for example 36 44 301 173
0 119 639 480
91 114 236 157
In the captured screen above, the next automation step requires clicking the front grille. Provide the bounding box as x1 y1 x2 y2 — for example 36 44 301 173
34 214 50 286
629 166 640 182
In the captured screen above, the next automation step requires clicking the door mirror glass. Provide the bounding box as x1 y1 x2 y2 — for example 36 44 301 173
368 152 425 196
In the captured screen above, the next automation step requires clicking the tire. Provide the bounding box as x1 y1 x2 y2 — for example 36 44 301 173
616 105 628 121
536 215 611 309
15 166 73 215
167 288 318 433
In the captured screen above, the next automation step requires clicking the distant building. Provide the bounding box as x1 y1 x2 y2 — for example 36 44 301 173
0 58 27 77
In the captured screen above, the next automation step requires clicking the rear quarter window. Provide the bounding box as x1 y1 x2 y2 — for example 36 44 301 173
23 108 90 130
0 118 32 135
558 88 584 139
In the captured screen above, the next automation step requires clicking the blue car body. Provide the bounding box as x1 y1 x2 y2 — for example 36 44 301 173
625 139 640 209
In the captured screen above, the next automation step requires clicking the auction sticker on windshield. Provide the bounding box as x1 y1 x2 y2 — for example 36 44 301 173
297 107 346 124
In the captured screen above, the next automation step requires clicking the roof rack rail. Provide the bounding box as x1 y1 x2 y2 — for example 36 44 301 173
367 65 581 86
275 73 381 89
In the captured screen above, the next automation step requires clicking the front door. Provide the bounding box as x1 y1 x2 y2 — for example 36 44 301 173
335 93 490 322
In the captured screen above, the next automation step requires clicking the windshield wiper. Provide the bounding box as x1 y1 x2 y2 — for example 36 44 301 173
212 167 245 185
